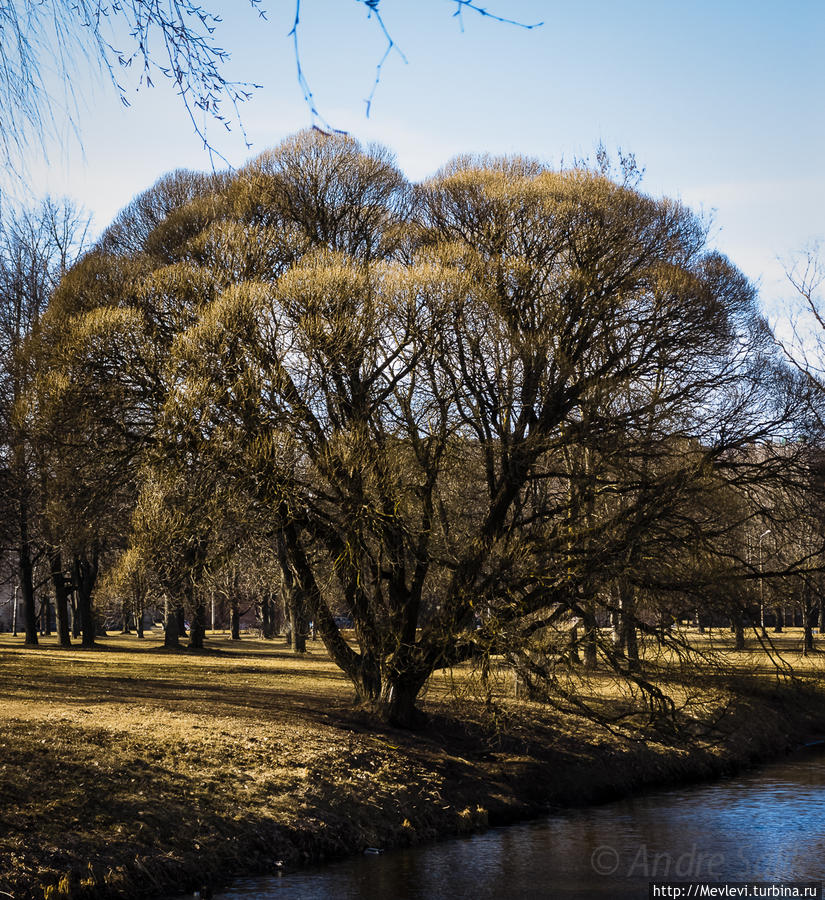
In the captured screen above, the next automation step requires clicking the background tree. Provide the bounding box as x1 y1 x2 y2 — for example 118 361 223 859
26 174 232 647
203 541 278 639
97 546 153 637
0 199 89 645
779 247 825 425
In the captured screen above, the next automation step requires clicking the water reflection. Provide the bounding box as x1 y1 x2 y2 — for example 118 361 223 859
213 749 825 899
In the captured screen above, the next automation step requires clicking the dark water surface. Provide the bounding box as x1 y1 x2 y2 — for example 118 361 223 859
211 746 825 899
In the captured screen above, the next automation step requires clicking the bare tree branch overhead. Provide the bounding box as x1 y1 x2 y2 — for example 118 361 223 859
0 1 541 172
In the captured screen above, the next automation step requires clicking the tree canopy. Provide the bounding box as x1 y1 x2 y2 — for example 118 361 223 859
24 130 819 726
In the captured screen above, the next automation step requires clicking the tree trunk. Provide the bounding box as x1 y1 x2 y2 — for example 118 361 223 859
372 671 428 728
802 597 814 656
567 621 580 664
278 534 307 653
50 550 72 648
289 602 306 653
610 606 624 655
277 523 419 722
135 601 145 638
73 549 99 649
164 599 181 648
625 616 640 671
76 588 94 647
71 591 81 638
272 591 284 635
773 605 784 633
177 606 188 637
582 602 597 670
188 597 206 649
732 611 745 651
230 599 240 640
121 600 132 633
40 595 51 635
19 509 38 646
260 595 273 639
614 581 639 672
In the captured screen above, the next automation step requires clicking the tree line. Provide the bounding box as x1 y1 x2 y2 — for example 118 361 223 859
2 130 823 727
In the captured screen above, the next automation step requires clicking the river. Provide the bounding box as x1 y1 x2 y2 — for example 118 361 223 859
210 744 825 899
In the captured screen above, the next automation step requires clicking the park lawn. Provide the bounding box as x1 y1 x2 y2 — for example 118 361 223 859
1 629 824 899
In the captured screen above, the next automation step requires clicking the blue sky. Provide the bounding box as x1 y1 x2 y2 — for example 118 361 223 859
17 0 825 316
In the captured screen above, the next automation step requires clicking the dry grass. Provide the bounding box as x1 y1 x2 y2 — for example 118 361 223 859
1 627 824 899
0 631 493 899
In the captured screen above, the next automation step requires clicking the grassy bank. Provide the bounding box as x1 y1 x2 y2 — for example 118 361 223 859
1 631 824 900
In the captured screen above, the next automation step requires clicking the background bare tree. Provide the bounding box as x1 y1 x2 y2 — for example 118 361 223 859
779 246 825 421
0 198 90 645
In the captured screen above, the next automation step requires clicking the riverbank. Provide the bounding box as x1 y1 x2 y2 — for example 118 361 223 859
2 632 824 900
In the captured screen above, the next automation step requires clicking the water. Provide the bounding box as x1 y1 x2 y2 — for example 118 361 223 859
212 746 825 899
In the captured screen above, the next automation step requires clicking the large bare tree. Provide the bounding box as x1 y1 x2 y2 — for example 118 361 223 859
38 131 806 727
153 133 785 724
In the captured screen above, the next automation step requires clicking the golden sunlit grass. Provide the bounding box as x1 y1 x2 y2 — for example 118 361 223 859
2 627 824 899
0 631 485 899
